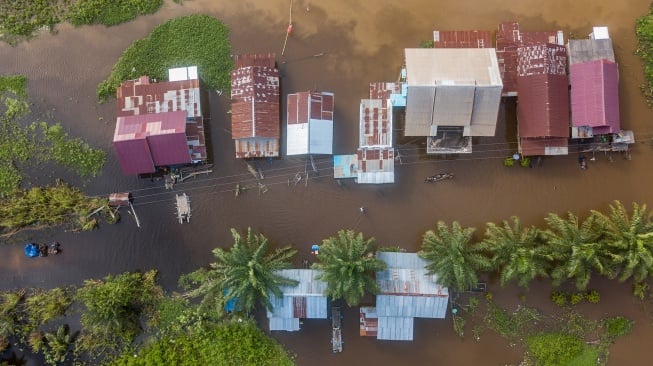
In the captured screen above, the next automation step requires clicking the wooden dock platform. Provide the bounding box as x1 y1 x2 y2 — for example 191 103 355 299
175 193 191 224
331 306 343 353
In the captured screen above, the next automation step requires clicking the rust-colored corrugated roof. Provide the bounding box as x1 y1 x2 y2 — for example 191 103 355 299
117 77 201 118
496 22 559 95
230 54 280 143
369 82 401 108
520 137 568 156
233 53 276 69
287 91 334 125
433 30 493 48
517 74 569 139
516 43 569 139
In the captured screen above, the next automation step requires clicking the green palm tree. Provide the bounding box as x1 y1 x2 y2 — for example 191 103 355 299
312 230 386 307
481 216 551 288
543 212 614 290
593 201 653 283
419 221 491 293
196 228 298 314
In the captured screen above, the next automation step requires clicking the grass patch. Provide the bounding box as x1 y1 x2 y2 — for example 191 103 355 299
97 14 233 102
1 0 164 46
637 4 653 106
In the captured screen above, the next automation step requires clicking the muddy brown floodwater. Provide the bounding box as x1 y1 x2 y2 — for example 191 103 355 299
2 0 653 365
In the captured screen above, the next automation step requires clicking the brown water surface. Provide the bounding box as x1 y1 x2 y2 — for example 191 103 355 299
1 1 653 365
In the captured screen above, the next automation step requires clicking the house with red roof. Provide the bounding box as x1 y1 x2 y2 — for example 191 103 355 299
567 27 620 137
113 66 207 175
516 43 570 156
230 53 280 158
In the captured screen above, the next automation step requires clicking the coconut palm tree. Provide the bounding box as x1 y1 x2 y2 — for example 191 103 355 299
419 221 491 293
593 201 653 283
480 216 552 288
190 228 298 315
312 230 386 307
543 212 615 290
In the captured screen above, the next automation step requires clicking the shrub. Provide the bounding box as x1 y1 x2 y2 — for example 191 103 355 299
551 291 567 307
66 0 163 27
585 289 600 304
603 316 633 340
503 157 515 167
570 292 584 305
525 332 584 366
453 315 465 338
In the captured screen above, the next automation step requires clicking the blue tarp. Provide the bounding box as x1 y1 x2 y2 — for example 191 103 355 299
24 243 39 258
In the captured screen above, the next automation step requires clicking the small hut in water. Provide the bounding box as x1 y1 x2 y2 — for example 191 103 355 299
108 192 131 207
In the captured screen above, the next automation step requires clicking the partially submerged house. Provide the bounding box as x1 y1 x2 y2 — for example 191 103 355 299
267 269 329 331
360 252 449 341
113 66 207 175
231 53 280 158
516 43 570 156
567 27 620 137
496 22 563 96
286 91 335 155
403 48 503 153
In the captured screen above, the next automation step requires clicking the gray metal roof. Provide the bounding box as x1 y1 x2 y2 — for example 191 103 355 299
405 48 502 86
567 38 615 65
266 269 329 331
376 294 448 318
377 316 415 341
377 252 428 269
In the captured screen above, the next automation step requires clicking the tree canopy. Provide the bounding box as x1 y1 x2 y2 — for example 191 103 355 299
313 230 387 306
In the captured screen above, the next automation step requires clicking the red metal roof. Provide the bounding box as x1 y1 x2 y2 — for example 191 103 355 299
433 30 493 48
369 82 401 108
520 137 568 156
230 54 280 156
516 44 569 139
113 111 191 174
570 59 620 133
496 22 559 95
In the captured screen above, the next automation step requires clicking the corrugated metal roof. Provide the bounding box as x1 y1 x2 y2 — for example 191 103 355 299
359 306 378 337
404 48 502 139
377 316 414 341
405 48 502 86
113 111 192 174
433 30 493 48
359 99 393 147
376 294 448 318
168 66 198 82
356 147 395 184
117 77 202 118
230 54 280 157
286 91 334 155
516 44 570 143
495 22 560 96
570 59 620 133
377 252 428 269
266 269 328 331
520 137 568 156
567 38 615 65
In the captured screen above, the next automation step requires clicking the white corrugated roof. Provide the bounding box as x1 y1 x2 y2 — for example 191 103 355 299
404 48 502 87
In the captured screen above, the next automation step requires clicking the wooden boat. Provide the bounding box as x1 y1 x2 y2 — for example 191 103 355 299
425 173 454 183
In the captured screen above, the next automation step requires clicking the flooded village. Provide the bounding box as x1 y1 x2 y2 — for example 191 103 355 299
2 0 653 365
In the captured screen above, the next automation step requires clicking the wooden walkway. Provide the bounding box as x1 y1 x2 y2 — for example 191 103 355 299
331 306 343 353
175 193 191 224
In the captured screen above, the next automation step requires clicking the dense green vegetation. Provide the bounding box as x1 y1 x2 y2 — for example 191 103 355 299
66 0 163 27
75 271 163 361
97 14 233 102
0 181 117 236
0 0 164 45
2 268 294 366
636 3 653 106
312 230 387 306
110 320 294 366
0 75 106 196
